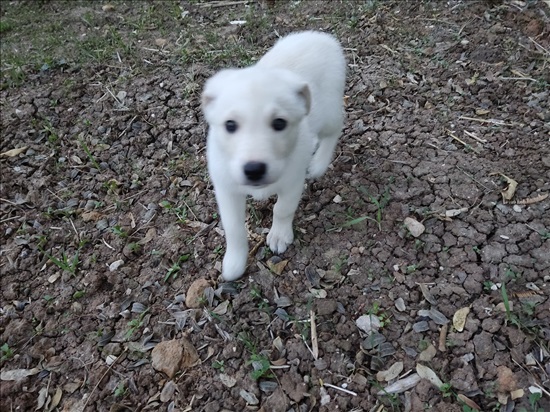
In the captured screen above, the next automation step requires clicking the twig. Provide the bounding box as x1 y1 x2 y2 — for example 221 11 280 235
321 381 358 396
82 348 127 411
438 324 448 352
456 166 492 191
310 310 319 360
529 37 550 56
446 129 480 154
459 116 517 126
199 0 248 7
463 130 487 143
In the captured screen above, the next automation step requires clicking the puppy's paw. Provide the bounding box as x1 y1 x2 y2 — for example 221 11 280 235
222 250 248 281
267 226 294 254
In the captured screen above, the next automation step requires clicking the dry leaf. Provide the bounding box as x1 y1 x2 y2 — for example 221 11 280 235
475 108 490 115
453 307 470 332
267 259 288 275
445 207 469 217
457 394 481 410
508 192 549 205
418 283 437 305
498 173 518 201
47 387 62 412
416 364 444 389
102 4 115 12
37 387 48 410
376 361 404 382
510 388 524 400
376 373 421 395
309 288 327 299
155 38 168 47
212 300 229 315
1 367 41 381
0 146 28 157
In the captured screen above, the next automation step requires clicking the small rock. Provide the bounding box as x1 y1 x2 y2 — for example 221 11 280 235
315 299 338 316
185 278 211 308
395 297 406 312
413 321 429 333
151 340 183 378
219 373 236 388
356 314 381 334
497 365 517 392
404 217 425 237
239 389 259 405
151 339 200 379
108 259 124 272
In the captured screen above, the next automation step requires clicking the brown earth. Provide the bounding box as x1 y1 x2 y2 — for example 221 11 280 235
1 1 549 411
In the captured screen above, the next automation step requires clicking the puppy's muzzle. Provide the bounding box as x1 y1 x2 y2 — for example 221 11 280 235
243 161 267 184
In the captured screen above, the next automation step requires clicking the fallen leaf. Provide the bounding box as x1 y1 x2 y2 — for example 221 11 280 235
376 361 404 382
475 108 490 115
267 259 288 275
453 307 470 332
418 283 437 305
498 173 518 201
376 373 421 395
457 394 481 410
1 367 41 381
309 288 327 299
416 364 444 389
508 192 549 205
0 146 28 157
46 387 62 412
155 38 168 47
510 388 524 400
37 387 48 410
445 207 469 217
212 300 229 315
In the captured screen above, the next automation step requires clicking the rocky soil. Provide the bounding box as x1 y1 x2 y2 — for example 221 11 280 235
1 1 549 411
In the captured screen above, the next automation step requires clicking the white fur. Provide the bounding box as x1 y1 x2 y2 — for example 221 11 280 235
202 31 346 281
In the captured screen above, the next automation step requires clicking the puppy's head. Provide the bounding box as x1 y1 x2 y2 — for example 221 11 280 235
202 67 310 187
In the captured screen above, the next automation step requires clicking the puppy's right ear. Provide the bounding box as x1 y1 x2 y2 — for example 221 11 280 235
201 69 237 112
201 92 215 110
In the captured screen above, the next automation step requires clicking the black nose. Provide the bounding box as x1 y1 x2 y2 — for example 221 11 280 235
243 162 267 182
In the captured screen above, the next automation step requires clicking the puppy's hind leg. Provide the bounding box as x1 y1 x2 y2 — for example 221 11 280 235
308 132 340 179
215 188 248 281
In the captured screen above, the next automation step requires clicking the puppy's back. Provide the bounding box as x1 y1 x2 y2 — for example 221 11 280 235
256 31 346 135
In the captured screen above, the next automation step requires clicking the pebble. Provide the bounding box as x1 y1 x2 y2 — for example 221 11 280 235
413 321 430 332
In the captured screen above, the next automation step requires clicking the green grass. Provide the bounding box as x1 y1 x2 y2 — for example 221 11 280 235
43 249 80 276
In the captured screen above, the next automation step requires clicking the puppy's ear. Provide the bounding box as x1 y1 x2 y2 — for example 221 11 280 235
201 69 238 112
201 92 215 110
298 83 311 115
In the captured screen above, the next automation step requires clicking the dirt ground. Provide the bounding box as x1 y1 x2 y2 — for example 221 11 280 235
1 1 549 411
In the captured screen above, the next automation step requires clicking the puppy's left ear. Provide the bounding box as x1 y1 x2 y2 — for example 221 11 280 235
298 83 311 115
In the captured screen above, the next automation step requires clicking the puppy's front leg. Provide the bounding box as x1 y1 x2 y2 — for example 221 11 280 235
215 188 248 281
267 182 304 254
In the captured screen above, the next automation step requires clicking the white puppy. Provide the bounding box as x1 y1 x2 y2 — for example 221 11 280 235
202 31 346 281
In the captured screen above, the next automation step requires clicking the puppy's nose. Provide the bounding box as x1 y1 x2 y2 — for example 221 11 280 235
243 161 267 182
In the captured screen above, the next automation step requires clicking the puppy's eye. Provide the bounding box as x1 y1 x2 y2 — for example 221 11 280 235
225 120 238 133
272 118 287 131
